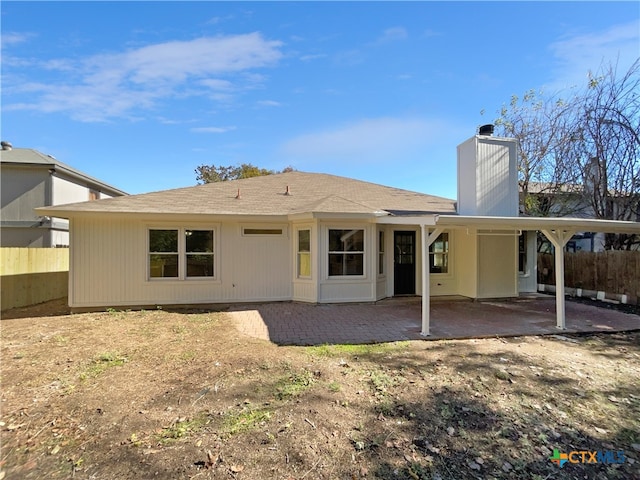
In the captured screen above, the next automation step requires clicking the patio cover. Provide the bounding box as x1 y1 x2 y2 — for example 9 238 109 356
379 214 640 336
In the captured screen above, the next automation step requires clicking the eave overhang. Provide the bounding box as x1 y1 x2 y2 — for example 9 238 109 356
434 215 640 234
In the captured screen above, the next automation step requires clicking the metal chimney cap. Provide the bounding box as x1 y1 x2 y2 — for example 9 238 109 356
478 124 494 136
1 141 13 150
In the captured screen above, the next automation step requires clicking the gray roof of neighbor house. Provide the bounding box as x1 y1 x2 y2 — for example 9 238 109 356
36 171 456 218
1 147 128 196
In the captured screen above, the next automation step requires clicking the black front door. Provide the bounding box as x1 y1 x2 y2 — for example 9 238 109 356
394 231 416 295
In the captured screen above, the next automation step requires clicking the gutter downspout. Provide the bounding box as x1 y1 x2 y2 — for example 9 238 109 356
47 168 55 247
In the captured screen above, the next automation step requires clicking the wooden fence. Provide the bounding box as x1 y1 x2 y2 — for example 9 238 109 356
1 248 69 311
538 250 640 304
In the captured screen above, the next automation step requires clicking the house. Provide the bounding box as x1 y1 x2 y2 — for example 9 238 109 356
520 180 640 252
0 142 127 247
36 132 640 334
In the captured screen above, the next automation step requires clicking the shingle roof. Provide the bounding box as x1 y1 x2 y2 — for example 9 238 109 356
36 171 456 217
1 148 128 196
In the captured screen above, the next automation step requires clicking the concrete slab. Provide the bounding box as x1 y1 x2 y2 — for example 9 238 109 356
227 295 640 345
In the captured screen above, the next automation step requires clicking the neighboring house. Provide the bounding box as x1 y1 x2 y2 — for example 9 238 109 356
0 142 127 247
521 181 640 252
37 132 640 334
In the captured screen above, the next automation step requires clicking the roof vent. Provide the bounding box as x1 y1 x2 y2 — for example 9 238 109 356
284 185 291 196
478 124 494 136
1 141 13 151
235 188 241 199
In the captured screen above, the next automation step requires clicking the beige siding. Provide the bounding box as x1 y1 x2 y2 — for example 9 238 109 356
228 224 291 301
318 221 377 303
455 230 478 298
426 229 458 296
477 235 518 298
69 217 291 308
70 216 132 306
319 281 374 303
293 281 316 302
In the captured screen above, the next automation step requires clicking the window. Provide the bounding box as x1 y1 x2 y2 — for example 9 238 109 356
149 229 179 278
518 232 527 274
378 230 385 275
185 230 214 277
242 227 283 236
149 228 215 280
429 232 449 274
297 229 311 278
328 229 364 276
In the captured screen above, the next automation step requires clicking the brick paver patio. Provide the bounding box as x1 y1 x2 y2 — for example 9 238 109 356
227 295 640 345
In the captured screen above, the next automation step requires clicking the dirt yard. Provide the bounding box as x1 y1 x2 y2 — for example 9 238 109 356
1 299 639 479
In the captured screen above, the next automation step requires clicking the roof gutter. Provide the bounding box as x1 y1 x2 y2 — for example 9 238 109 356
48 164 128 197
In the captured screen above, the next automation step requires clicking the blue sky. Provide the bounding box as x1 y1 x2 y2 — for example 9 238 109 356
2 1 638 199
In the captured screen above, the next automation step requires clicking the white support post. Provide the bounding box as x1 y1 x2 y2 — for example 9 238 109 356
541 229 576 330
420 225 444 336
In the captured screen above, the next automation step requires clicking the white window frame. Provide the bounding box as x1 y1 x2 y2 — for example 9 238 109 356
518 231 528 275
148 228 180 280
429 231 451 275
296 227 312 279
378 229 385 276
326 227 366 278
147 225 219 281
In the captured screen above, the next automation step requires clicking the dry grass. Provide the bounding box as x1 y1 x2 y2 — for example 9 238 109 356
1 300 639 479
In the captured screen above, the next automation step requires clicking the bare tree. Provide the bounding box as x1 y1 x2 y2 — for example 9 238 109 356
493 59 640 249
494 89 583 217
576 59 640 249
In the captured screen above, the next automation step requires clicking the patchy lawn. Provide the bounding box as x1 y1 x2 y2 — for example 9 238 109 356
1 300 639 479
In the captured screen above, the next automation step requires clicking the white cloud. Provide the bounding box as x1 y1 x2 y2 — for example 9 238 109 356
199 78 235 91
4 33 284 122
375 27 408 44
300 53 327 62
191 126 237 134
1 32 33 46
257 100 282 107
547 20 640 91
280 117 453 164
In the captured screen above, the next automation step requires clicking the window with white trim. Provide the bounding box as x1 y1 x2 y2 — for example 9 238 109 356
328 229 364 276
149 228 215 280
519 232 527 274
429 232 449 274
378 230 385 275
297 229 311 278
185 230 214 278
149 229 179 278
